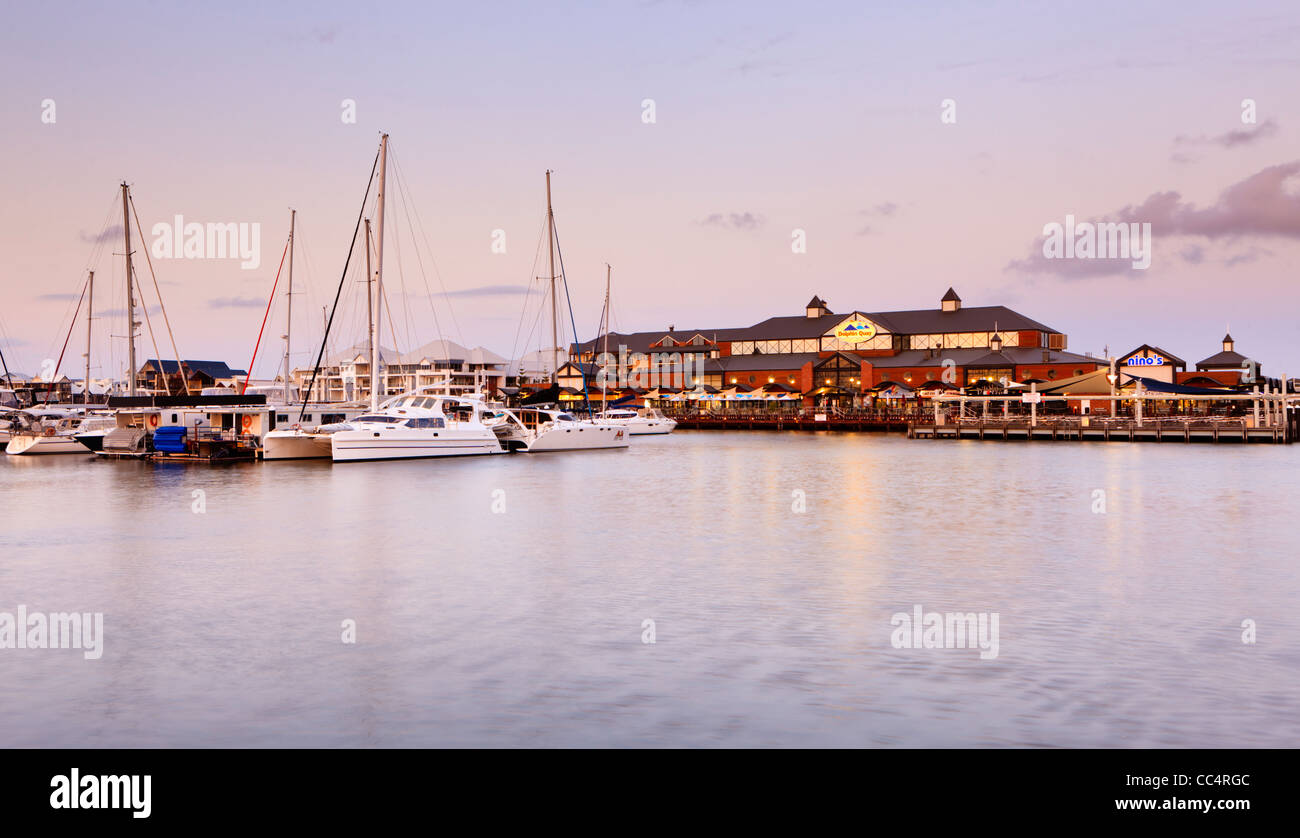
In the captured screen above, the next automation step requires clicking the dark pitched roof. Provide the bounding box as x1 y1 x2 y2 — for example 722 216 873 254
1223 333 1234 343
806 295 825 308
866 305 1055 335
1118 344 1186 367
142 359 240 379
941 287 961 302
571 302 1061 353
1196 349 1250 370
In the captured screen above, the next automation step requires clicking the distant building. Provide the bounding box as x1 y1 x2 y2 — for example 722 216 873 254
571 288 1104 401
136 360 248 394
293 339 508 402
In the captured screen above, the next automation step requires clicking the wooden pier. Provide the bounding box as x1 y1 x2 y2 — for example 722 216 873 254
671 415 909 432
909 417 1293 444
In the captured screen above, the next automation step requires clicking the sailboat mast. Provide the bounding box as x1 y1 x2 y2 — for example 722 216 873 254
121 182 137 396
284 208 295 404
364 217 375 408
601 263 610 407
0 345 11 391
371 134 389 410
84 270 94 404
546 170 558 382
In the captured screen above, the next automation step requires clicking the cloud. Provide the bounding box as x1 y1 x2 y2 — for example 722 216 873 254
441 284 533 298
208 297 266 309
1175 119 1279 149
79 225 123 244
98 306 160 317
1006 160 1300 279
1224 246 1274 267
859 202 898 218
1116 161 1300 238
1179 245 1205 264
700 212 764 231
37 292 83 301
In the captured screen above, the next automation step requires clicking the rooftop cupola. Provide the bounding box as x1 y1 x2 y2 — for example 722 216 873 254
805 296 830 318
941 287 961 312
1222 333 1234 353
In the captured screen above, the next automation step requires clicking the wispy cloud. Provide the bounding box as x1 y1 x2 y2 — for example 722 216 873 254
79 225 123 244
860 202 899 217
701 212 764 231
208 297 266 309
1174 119 1279 149
37 292 83 301
442 284 533 298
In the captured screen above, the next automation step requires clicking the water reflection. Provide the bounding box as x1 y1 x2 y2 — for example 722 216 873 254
1 434 1297 747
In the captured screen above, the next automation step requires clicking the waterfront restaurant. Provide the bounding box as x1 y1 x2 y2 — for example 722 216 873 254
570 289 1108 407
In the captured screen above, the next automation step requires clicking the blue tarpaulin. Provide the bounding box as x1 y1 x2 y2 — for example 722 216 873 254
1124 374 1235 396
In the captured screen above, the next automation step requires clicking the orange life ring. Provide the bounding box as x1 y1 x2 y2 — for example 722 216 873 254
148 414 159 428
43 427 56 437
241 414 253 431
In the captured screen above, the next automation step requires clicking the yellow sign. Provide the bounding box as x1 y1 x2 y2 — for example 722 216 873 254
834 319 877 343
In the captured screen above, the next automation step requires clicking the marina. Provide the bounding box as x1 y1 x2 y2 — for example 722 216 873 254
4 429 1297 748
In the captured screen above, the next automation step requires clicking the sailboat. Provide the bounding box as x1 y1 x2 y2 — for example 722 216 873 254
493 172 627 453
594 265 675 436
260 209 369 460
319 134 504 462
5 268 116 455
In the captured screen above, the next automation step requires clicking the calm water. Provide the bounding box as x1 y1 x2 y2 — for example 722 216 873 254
1 431 1297 748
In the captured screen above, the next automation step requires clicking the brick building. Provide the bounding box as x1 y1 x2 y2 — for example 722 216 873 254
571 289 1106 403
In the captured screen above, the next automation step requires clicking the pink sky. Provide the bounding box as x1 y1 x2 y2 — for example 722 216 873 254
1 1 1298 380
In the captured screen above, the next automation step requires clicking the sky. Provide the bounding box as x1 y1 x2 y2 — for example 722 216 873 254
1 0 1298 382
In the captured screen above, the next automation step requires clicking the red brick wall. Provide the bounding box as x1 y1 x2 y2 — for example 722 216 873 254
1016 361 1104 382
723 367 803 387
1018 331 1041 348
859 361 873 392
799 362 813 393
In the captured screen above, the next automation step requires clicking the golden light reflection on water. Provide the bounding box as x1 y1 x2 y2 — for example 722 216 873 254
1 434 1298 746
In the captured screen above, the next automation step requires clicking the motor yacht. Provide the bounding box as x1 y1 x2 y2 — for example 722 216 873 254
489 407 628 452
600 406 676 435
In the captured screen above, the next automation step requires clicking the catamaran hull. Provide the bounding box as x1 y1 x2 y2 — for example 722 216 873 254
619 419 675 435
73 431 107 452
5 434 93 455
330 431 504 462
523 424 629 452
263 430 335 460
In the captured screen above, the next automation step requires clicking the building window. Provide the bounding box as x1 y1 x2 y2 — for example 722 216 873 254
748 375 755 384
1074 369 1083 377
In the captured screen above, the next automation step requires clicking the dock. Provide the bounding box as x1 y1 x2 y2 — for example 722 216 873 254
908 417 1293 444
670 415 909 432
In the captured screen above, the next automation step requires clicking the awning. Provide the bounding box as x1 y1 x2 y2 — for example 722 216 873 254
1125 374 1235 396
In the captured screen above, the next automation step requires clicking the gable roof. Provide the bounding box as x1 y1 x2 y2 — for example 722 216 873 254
1118 344 1186 367
1196 349 1250 370
570 301 1061 354
941 287 961 302
142 359 242 379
